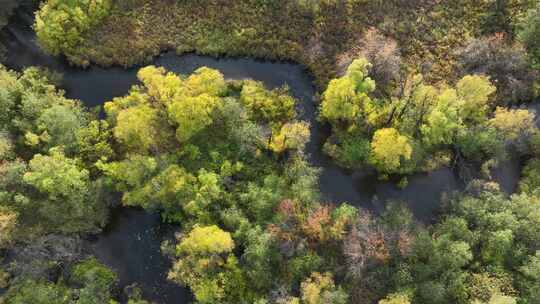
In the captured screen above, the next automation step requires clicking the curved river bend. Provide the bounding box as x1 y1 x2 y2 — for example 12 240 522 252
1 9 520 303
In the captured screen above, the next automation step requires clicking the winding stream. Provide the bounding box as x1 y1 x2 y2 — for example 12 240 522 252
1 9 520 303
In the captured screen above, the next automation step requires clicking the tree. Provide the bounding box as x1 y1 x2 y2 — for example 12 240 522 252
177 225 234 257
420 88 461 147
24 148 89 202
300 272 348 304
3 279 72 304
0 66 92 156
379 293 411 304
113 104 161 153
519 3 540 68
240 80 296 125
3 256 118 304
456 126 504 162
0 66 20 129
98 155 158 206
518 251 540 303
455 75 496 125
472 294 517 304
269 121 310 153
136 65 183 103
391 182 540 303
241 228 281 291
480 0 528 36
168 225 246 304
320 57 376 126
369 128 412 175
35 104 85 153
184 67 228 97
0 132 13 160
35 0 112 63
489 107 537 151
491 107 536 138
70 258 118 304
409 233 472 303
22 148 105 232
519 158 540 195
302 204 356 243
0 206 17 248
320 58 505 180
168 94 222 143
75 120 114 172
468 273 516 304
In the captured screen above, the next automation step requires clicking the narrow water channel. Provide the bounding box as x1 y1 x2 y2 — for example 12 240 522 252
1 8 521 303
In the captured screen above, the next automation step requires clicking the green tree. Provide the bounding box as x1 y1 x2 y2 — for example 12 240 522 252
136 65 184 103
519 3 540 67
183 67 227 97
0 206 17 248
23 148 105 232
455 75 496 125
35 0 112 64
420 88 461 147
320 57 376 126
269 121 310 153
24 148 89 202
300 272 348 304
35 104 86 153
113 104 161 153
75 120 114 172
369 128 412 175
3 279 72 304
168 225 247 304
70 258 118 304
489 107 537 147
241 227 280 291
98 155 158 206
518 251 540 303
0 66 92 156
379 293 411 304
519 158 540 195
240 80 296 125
168 94 223 143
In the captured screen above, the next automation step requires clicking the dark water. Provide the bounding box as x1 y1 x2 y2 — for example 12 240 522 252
1 9 520 304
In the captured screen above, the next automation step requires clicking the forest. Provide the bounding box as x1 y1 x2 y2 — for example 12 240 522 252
1 0 540 304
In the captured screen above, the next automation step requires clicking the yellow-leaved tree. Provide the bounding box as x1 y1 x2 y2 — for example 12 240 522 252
369 128 412 176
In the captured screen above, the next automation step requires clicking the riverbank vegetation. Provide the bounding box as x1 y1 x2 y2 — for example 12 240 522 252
0 64 130 302
32 0 538 88
320 57 540 182
29 0 540 180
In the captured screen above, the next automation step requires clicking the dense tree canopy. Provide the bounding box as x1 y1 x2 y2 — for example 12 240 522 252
97 66 357 303
3 1 540 301
0 64 140 303
320 56 538 180
0 65 110 235
3 258 118 304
